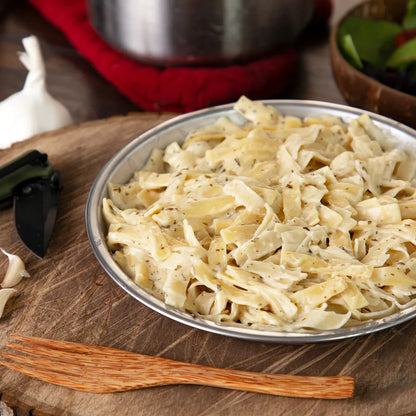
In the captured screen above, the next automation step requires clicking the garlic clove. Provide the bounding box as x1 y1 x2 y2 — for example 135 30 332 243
0 248 30 288
0 288 18 319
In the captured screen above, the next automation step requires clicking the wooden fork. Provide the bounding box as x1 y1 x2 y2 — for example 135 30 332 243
0 334 354 399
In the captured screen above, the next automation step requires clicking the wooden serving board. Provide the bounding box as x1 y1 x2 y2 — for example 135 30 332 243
1 113 416 416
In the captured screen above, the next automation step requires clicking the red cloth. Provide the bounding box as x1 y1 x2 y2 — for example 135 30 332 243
28 0 331 113
311 0 333 26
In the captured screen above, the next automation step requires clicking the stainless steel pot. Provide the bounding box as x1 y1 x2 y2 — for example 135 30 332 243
88 0 314 67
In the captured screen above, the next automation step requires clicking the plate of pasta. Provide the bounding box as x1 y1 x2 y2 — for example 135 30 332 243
86 96 416 342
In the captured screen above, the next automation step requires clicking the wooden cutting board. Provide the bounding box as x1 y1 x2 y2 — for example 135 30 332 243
1 113 416 416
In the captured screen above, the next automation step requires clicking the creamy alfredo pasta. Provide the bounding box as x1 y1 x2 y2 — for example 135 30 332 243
103 96 416 331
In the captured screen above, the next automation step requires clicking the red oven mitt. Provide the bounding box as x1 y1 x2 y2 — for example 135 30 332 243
28 0 332 112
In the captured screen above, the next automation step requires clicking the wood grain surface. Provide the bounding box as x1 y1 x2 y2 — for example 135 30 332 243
0 113 415 416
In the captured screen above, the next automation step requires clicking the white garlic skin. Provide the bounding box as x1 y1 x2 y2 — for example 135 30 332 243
0 288 18 318
0 35 72 149
0 248 30 288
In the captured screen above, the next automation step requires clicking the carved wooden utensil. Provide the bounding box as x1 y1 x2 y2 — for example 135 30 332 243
0 334 354 399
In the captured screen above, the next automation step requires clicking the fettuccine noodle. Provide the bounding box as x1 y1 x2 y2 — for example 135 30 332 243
103 96 416 331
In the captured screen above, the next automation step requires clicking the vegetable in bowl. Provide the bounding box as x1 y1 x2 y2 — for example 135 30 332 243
338 0 416 95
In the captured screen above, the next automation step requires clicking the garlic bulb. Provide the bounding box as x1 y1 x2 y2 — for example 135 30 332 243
0 288 18 318
0 248 30 288
0 35 72 149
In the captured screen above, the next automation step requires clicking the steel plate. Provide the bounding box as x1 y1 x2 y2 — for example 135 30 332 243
85 100 416 343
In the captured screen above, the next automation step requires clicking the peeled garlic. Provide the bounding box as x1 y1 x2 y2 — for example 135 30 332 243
0 288 18 319
0 248 30 288
0 35 72 149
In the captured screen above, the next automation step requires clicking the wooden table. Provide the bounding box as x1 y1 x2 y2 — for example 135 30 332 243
6 1 416 415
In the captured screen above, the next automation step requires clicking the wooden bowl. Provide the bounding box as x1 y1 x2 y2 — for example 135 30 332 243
330 0 416 129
